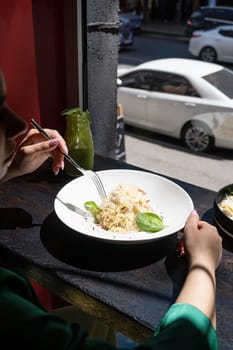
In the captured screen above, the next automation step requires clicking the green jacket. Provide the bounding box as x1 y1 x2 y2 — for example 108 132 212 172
0 247 217 350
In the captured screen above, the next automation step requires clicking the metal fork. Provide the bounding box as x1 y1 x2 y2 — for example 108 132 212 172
30 118 107 200
55 197 92 218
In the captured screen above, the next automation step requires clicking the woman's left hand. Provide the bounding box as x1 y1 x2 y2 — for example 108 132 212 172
5 128 68 181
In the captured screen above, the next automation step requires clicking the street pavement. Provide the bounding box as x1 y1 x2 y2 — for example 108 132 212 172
124 133 233 192
141 19 187 39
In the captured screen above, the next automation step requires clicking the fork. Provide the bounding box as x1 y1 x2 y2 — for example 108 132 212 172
55 197 92 219
30 118 107 200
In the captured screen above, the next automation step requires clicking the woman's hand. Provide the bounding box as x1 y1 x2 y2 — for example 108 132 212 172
175 210 222 328
3 128 68 182
183 210 222 271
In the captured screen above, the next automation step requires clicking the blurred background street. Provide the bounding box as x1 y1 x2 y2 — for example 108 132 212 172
118 3 233 192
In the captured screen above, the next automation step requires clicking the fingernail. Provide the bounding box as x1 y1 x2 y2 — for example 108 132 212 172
191 209 198 215
177 231 184 239
54 167 59 176
49 138 60 146
60 160 64 170
176 238 185 257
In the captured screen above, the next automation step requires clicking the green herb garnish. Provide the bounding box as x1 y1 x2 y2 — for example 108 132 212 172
84 201 101 218
135 212 166 232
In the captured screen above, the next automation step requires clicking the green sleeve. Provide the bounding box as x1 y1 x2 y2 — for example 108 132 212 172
0 258 217 350
149 303 218 350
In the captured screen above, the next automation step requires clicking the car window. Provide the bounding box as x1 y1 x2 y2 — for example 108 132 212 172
150 71 200 97
203 8 233 21
191 10 202 19
204 9 216 18
119 70 154 90
222 10 233 21
119 70 200 97
206 9 223 19
204 68 233 98
219 29 233 37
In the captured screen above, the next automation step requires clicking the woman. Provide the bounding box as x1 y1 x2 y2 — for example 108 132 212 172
0 69 222 349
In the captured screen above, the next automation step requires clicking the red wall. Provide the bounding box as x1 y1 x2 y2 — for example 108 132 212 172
0 0 67 133
32 0 67 133
0 0 68 310
0 0 40 125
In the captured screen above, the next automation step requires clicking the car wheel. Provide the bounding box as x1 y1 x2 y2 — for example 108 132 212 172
182 122 214 152
199 46 217 62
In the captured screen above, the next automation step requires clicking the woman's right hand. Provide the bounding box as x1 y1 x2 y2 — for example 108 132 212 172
183 210 222 271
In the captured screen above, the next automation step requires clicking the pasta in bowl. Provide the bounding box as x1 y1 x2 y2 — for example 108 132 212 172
214 183 233 239
84 183 166 233
54 169 194 244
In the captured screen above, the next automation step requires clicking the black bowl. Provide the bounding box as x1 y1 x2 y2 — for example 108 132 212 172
214 184 233 238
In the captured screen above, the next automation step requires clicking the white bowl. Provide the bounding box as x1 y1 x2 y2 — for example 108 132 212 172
54 169 193 244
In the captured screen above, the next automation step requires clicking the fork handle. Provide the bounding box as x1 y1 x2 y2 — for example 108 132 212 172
63 154 85 174
30 118 85 174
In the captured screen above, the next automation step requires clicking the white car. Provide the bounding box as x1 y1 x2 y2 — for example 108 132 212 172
188 25 233 63
117 58 233 152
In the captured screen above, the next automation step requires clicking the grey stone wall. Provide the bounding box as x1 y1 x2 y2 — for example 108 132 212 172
86 0 119 158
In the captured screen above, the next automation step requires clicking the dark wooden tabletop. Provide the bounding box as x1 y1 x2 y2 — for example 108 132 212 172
0 154 232 349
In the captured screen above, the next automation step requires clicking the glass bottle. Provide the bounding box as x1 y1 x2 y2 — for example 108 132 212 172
61 107 94 177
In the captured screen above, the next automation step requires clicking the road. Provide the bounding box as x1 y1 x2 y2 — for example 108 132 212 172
119 34 233 192
124 127 233 192
119 34 191 65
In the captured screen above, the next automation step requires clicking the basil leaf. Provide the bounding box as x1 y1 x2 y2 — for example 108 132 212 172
135 212 165 232
84 201 100 218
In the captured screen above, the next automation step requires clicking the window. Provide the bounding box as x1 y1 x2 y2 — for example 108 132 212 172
119 70 200 97
204 68 233 98
204 8 233 21
206 9 225 20
150 71 200 97
219 29 233 38
221 9 233 21
119 70 154 90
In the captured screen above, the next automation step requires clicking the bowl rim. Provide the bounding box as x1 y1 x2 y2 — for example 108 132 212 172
214 183 233 229
214 217 233 239
54 168 194 244
215 183 233 202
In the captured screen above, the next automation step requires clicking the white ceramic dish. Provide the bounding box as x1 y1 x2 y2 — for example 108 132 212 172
54 169 194 244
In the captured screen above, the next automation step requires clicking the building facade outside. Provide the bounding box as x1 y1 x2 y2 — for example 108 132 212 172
120 0 233 23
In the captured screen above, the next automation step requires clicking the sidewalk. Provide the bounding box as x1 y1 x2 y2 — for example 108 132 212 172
141 20 188 39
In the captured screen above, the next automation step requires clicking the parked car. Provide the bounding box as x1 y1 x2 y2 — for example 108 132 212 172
188 25 233 63
119 11 142 33
186 6 233 36
118 16 134 50
117 58 233 152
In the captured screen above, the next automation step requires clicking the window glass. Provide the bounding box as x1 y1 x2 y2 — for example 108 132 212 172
191 11 202 19
151 71 200 97
219 29 233 38
204 68 233 98
119 72 141 88
206 9 233 21
119 70 154 90
205 9 225 20
223 10 233 21
204 9 214 18
120 70 200 97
